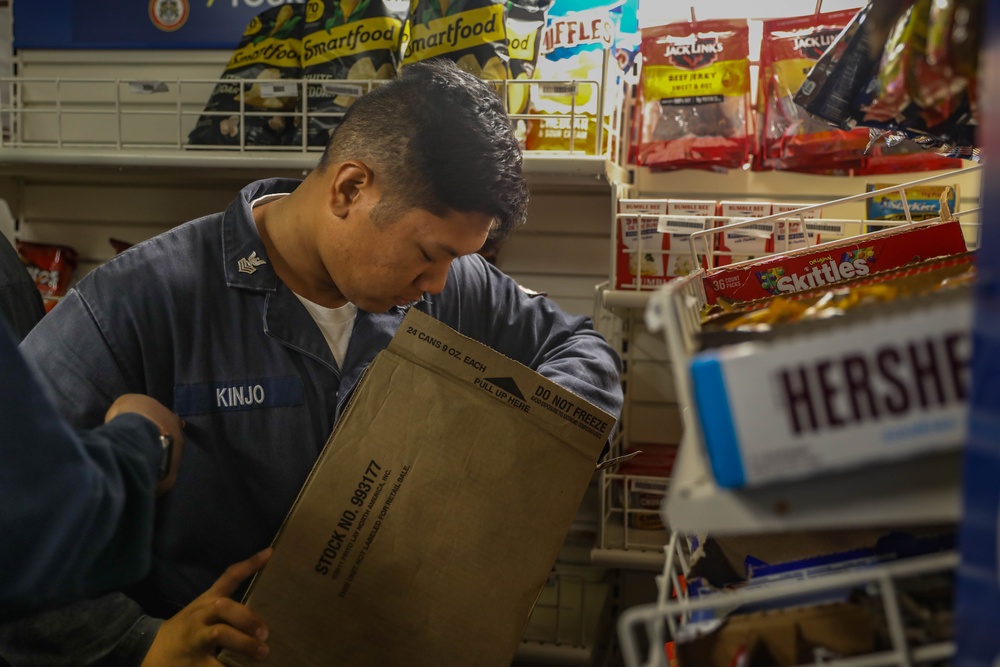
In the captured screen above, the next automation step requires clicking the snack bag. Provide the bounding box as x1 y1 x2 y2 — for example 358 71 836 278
16 241 79 313
865 183 958 233
188 5 304 147
854 0 978 159
854 0 930 130
506 0 552 121
402 0 510 81
793 2 913 131
525 0 625 155
291 0 409 148
755 10 870 172
636 19 751 171
614 0 640 75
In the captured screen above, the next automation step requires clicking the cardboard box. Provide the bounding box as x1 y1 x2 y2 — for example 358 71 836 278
219 309 616 667
865 183 958 233
771 202 822 252
690 287 973 488
716 201 773 267
702 219 968 304
614 199 708 290
675 602 878 667
614 443 677 530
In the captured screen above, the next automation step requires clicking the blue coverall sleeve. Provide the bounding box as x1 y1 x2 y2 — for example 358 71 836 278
442 256 624 431
0 297 165 664
0 314 162 617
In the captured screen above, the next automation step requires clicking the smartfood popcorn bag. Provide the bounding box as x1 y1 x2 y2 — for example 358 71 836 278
188 5 304 147
402 0 510 80
291 0 409 148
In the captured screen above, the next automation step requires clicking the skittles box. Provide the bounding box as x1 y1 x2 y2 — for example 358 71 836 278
703 220 968 304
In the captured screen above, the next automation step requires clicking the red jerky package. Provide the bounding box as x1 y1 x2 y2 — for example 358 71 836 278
755 10 870 172
16 241 79 313
636 19 751 171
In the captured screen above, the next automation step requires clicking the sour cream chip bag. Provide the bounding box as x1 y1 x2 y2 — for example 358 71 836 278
525 0 624 155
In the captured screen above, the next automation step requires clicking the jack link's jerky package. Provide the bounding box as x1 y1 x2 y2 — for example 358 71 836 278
755 9 870 173
525 0 624 155
636 19 751 171
291 0 409 148
188 5 304 147
402 0 510 81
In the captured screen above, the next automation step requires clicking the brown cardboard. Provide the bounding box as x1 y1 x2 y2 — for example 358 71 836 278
675 602 879 667
219 308 616 667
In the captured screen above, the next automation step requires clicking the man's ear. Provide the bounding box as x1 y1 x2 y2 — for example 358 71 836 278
329 160 374 217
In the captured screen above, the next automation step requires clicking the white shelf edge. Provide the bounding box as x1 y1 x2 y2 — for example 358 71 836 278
0 146 624 185
665 428 962 534
515 640 593 665
590 547 665 571
602 289 654 310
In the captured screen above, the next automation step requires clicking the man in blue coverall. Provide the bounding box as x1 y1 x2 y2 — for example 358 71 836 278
1 58 623 665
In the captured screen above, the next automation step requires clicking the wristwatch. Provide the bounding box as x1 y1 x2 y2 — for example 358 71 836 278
158 433 174 481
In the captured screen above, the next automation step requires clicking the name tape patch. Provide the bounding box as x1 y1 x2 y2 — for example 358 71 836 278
174 376 305 415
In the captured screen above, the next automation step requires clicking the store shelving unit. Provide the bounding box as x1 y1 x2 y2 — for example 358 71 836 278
0 46 629 189
638 167 979 534
618 533 960 667
607 166 981 667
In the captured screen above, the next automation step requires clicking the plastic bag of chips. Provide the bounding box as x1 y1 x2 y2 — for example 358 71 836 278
188 5 304 147
754 9 869 172
636 18 751 171
402 0 510 80
16 241 78 313
506 0 552 112
290 0 408 148
525 0 625 155
792 2 910 131
793 0 980 160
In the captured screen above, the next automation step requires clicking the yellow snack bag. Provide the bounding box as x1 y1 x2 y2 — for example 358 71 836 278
292 0 409 147
189 5 304 146
505 0 553 116
402 0 511 81
526 0 624 155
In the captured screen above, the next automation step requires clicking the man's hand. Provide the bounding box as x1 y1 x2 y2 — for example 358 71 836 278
140 548 273 666
105 393 185 495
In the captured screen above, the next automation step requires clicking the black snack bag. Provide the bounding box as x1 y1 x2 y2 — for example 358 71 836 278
290 0 409 148
792 1 912 131
188 5 304 146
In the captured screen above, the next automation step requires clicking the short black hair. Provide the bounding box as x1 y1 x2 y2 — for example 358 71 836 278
318 57 528 239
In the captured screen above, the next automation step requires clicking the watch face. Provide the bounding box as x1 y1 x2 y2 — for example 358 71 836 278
158 434 174 481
